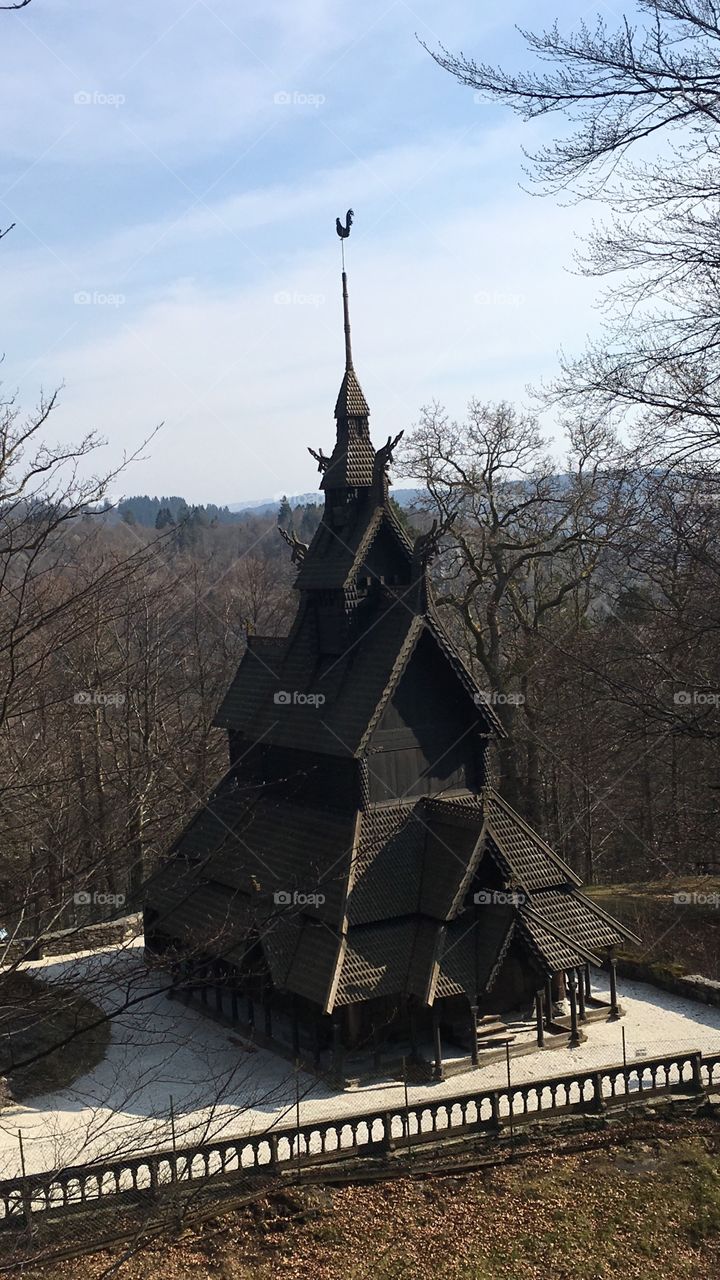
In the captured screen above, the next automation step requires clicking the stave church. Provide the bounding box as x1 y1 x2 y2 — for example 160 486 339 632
143 232 636 1083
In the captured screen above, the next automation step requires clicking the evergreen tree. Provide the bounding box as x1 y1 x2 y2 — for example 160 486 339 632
155 506 174 530
277 495 292 528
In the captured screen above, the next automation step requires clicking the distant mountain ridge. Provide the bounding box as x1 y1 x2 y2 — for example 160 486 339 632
229 488 424 516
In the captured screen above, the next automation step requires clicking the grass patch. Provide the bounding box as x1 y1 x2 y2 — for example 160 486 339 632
0 969 110 1104
587 878 720 900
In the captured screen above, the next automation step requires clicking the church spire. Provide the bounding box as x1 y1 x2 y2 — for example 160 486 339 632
334 267 369 420
306 211 374 493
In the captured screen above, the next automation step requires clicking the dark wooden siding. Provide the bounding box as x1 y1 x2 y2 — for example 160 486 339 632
230 737 358 809
367 632 486 801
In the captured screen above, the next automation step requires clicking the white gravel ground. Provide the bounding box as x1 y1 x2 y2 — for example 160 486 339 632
2 938 720 1178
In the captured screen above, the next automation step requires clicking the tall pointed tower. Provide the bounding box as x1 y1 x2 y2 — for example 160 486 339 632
144 241 635 1080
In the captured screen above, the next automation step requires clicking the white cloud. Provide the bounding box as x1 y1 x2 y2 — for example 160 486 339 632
35 184 598 503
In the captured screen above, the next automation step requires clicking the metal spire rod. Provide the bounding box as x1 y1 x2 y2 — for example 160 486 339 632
335 208 354 367
342 269 353 370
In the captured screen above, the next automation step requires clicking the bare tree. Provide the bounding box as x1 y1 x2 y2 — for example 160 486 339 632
426 2 720 462
399 399 637 824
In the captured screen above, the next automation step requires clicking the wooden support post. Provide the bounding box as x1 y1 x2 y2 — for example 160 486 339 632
432 1004 444 1081
584 963 591 1000
545 976 554 1030
577 967 587 1022
332 1014 345 1089
568 970 580 1047
368 1024 381 1075
608 954 620 1020
535 991 545 1047
408 999 419 1064
469 1004 479 1065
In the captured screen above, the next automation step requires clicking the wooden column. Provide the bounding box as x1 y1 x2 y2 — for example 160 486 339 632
545 976 554 1030
409 1000 419 1064
567 970 580 1047
432 1005 444 1081
584 963 591 1000
535 991 545 1047
332 1014 345 1088
469 1004 479 1065
372 1023 381 1073
576 967 587 1022
608 953 620 1020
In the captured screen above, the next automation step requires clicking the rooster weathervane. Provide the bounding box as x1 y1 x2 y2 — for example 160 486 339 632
336 208 353 268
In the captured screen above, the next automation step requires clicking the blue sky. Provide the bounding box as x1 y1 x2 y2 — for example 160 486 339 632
2 0 615 504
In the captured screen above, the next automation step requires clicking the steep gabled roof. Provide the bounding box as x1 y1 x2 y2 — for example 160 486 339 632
517 907 602 971
525 886 639 951
334 917 440 1006
434 907 515 1000
483 788 582 891
262 916 343 1009
294 500 413 591
215 597 500 757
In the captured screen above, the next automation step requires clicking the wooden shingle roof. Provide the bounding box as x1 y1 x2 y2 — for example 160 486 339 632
334 366 369 419
435 907 515 1000
483 788 581 892
334 918 439 1006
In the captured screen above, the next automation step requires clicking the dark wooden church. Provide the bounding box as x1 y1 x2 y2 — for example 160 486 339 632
144 254 636 1081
